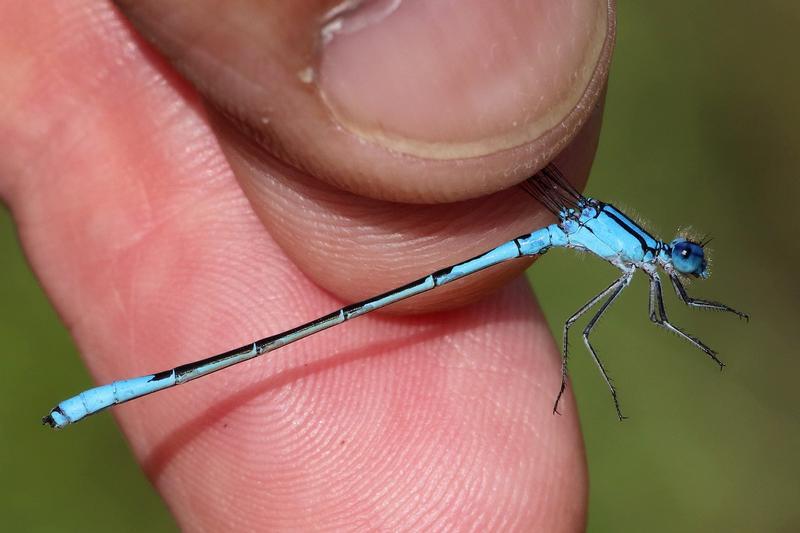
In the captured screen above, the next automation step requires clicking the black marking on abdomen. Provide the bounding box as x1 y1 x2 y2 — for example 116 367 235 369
149 370 174 382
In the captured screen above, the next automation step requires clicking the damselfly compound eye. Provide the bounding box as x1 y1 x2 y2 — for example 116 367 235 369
670 239 706 277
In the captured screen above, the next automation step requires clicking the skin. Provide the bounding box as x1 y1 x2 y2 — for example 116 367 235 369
1 1 614 531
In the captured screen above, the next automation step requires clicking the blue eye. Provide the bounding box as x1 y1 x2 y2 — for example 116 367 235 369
670 240 706 277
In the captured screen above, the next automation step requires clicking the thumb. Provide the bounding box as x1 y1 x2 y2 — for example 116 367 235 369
114 0 615 310
116 0 613 202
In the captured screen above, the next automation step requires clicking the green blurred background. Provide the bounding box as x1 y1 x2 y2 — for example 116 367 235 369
2 2 798 531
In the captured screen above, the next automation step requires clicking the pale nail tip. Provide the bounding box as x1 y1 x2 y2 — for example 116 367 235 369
317 93 579 161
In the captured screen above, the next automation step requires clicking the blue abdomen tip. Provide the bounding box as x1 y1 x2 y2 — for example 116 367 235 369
42 407 70 429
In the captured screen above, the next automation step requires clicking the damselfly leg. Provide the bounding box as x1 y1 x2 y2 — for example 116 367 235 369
648 273 725 369
556 275 626 414
669 274 749 320
581 270 634 420
555 269 634 420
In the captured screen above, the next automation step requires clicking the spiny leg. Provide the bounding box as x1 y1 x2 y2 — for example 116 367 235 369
581 271 634 420
651 274 725 369
669 274 749 321
554 275 630 415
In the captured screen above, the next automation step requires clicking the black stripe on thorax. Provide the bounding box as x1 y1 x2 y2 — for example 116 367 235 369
598 203 657 255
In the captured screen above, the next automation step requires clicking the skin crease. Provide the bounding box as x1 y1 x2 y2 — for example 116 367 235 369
0 1 615 531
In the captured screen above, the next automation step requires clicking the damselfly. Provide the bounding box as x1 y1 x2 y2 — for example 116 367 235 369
43 164 748 428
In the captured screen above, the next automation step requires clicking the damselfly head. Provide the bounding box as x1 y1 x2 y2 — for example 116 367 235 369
669 238 709 278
